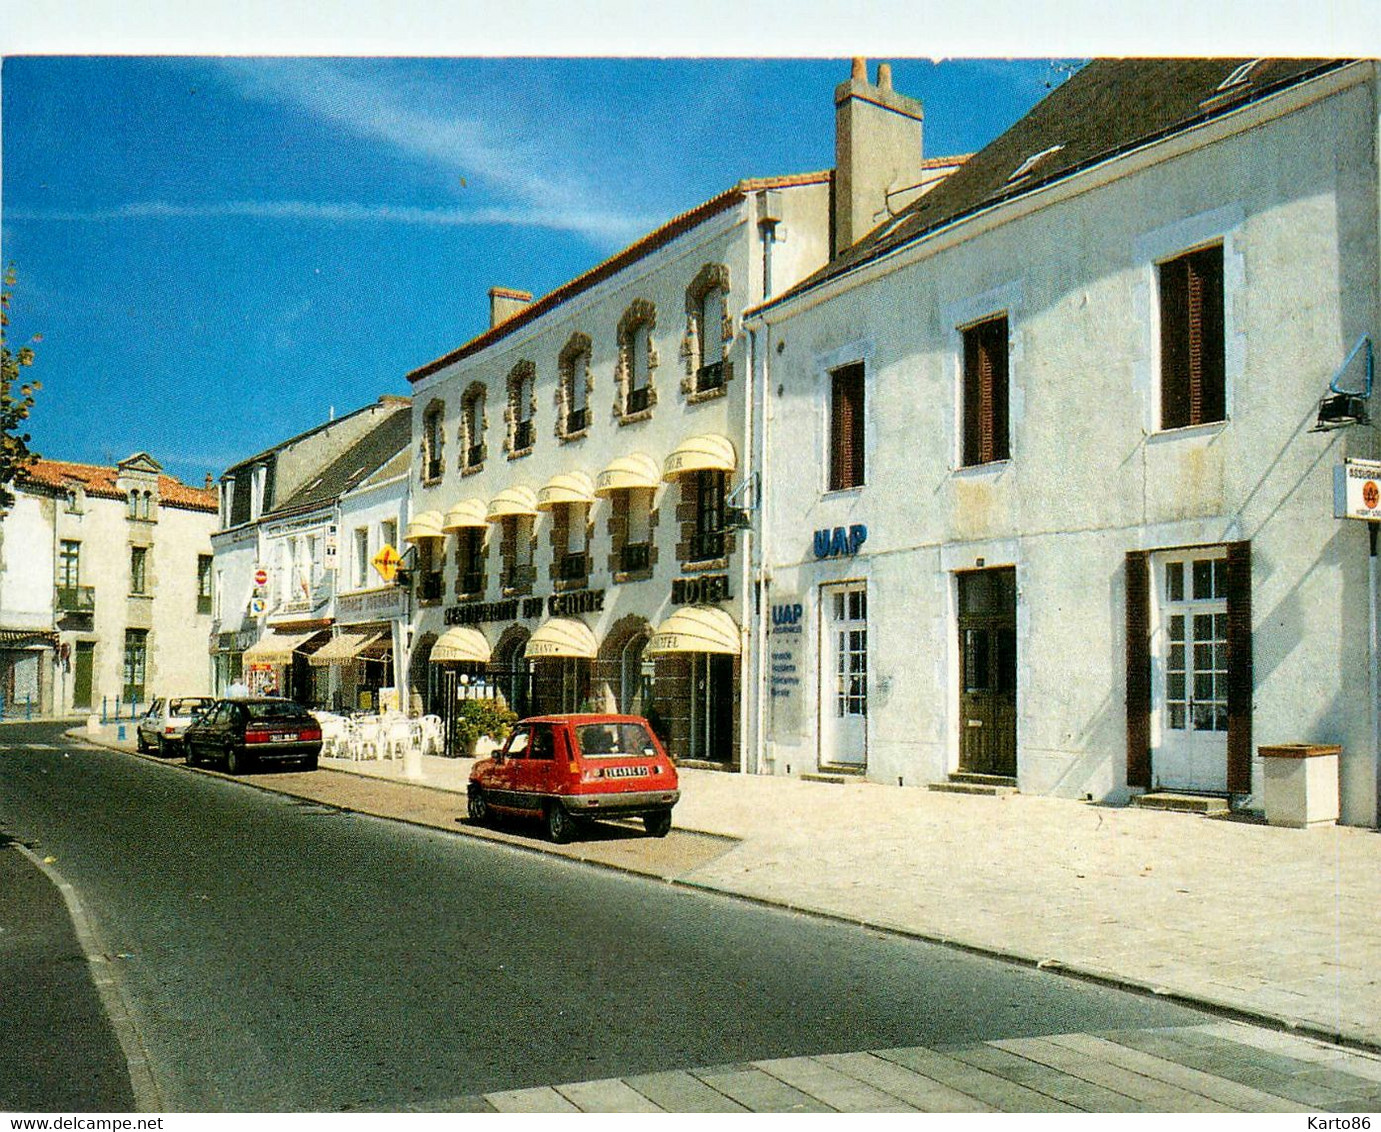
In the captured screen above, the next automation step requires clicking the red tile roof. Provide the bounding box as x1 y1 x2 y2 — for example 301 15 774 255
18 458 218 513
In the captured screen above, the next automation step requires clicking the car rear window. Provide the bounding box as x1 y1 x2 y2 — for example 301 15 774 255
171 698 212 715
574 722 657 758
244 701 312 721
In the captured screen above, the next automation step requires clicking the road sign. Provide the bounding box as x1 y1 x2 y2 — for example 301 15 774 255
1334 459 1381 520
373 544 402 583
249 596 267 616
254 567 269 587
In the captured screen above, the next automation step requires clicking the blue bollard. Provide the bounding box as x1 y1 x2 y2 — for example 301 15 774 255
102 696 109 724
25 695 32 721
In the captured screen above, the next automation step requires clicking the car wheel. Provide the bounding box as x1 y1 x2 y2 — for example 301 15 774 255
643 810 673 838
302 754 318 772
546 801 575 844
467 787 490 825
156 736 168 757
226 747 247 775
136 731 149 753
185 743 198 767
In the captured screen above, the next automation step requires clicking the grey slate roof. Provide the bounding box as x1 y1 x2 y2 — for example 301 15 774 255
767 58 1351 308
270 407 412 516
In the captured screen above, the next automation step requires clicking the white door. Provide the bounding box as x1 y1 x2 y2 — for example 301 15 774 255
820 582 867 768
1152 548 1229 792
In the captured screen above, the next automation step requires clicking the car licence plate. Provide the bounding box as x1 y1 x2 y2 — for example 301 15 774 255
269 733 297 743
603 765 649 778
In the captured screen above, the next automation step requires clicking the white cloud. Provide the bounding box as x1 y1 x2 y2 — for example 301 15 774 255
7 199 654 245
213 59 644 246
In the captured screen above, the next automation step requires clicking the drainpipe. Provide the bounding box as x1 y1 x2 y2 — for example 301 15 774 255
749 317 772 778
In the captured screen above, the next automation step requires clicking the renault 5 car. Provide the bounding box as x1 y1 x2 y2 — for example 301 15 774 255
466 713 679 843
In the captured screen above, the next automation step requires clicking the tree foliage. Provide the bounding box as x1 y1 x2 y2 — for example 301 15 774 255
1 265 42 513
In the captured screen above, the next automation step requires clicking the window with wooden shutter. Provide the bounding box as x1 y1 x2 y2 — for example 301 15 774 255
1224 540 1252 793
962 316 1010 466
829 363 865 491
1159 245 1225 430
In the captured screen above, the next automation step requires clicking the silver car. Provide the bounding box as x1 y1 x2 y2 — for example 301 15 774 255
136 696 215 755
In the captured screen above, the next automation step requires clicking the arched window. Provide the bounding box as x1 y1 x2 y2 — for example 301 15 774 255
557 332 592 439
506 361 537 455
421 400 446 482
460 383 487 472
682 263 733 397
615 299 657 421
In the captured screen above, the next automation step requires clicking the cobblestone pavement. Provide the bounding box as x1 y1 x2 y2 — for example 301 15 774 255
415 1021 1381 1113
72 723 1381 1055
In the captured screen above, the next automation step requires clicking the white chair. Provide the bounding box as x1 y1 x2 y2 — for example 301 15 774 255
383 717 414 760
348 716 385 761
419 714 444 757
316 714 350 760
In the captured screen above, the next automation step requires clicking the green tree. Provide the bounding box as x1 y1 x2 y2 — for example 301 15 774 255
1 265 42 513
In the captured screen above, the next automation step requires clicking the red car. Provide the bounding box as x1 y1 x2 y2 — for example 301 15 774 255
467 714 679 843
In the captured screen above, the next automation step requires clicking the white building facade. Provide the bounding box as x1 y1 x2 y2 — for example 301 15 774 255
749 59 1381 826
404 173 833 764
1 454 217 717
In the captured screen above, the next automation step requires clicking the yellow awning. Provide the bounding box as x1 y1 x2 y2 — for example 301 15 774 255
663 433 737 480
536 470 596 511
441 498 488 531
429 627 492 664
594 453 661 496
647 606 741 655
486 486 539 521
404 510 446 542
242 629 323 665
525 617 598 660
308 630 384 667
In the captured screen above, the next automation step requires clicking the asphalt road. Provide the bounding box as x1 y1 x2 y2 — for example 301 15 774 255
0 721 1215 1112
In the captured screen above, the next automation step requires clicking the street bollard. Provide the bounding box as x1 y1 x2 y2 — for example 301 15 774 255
25 695 32 721
117 722 126 741
101 696 108 724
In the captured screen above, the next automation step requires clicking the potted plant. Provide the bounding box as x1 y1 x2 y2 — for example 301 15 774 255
453 698 518 758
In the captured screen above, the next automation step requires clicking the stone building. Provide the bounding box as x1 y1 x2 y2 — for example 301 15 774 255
0 454 217 717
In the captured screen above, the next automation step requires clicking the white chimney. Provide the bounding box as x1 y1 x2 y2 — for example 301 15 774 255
489 287 533 328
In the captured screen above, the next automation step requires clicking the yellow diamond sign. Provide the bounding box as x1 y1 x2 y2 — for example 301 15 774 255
372 544 402 583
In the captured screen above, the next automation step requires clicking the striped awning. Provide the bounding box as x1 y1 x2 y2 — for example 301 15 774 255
525 617 598 660
241 629 324 665
663 434 737 480
594 453 661 496
404 510 446 542
536 471 596 511
647 606 741 655
441 498 488 531
486 486 540 521
308 630 385 666
429 627 492 664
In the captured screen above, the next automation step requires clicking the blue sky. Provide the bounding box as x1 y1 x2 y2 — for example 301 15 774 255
3 54 1086 485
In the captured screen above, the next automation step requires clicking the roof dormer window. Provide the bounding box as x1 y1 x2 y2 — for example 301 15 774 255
1006 144 1064 185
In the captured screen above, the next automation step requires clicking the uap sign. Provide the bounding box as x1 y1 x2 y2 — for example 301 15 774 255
814 523 868 559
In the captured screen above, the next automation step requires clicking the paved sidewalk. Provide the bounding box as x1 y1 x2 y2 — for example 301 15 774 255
73 722 1381 1053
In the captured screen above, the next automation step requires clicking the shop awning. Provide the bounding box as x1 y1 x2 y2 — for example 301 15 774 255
663 433 737 480
486 486 539 521
536 471 596 511
647 606 741 655
308 630 385 667
429 627 493 664
404 510 446 542
242 629 325 665
525 617 598 660
593 453 661 496
441 498 488 532
0 628 58 647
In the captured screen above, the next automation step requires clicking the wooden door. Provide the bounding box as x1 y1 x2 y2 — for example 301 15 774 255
958 569 1017 776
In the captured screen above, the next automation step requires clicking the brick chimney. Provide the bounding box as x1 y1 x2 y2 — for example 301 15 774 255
489 287 533 328
833 58 925 256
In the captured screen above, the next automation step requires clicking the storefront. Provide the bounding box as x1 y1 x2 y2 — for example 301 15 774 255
240 627 328 702
647 604 741 766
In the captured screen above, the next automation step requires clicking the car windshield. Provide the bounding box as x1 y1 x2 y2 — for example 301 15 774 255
170 698 212 716
574 722 657 758
245 701 311 721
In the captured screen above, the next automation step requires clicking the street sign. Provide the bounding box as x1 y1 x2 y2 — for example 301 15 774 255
254 567 269 588
373 544 402 583
249 596 267 616
1334 459 1381 520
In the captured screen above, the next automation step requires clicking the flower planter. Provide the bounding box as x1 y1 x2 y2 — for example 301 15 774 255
1258 744 1341 829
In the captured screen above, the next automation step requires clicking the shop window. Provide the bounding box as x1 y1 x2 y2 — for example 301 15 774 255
828 363 866 491
616 299 657 420
1159 244 1225 430
197 554 213 614
507 360 536 455
558 333 592 439
961 315 1010 466
422 401 445 482
130 546 148 595
460 384 487 472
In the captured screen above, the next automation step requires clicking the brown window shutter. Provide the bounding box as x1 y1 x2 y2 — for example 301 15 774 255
963 317 1009 465
1225 540 1253 793
1160 258 1191 429
829 365 865 490
1160 245 1225 429
1125 550 1152 789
